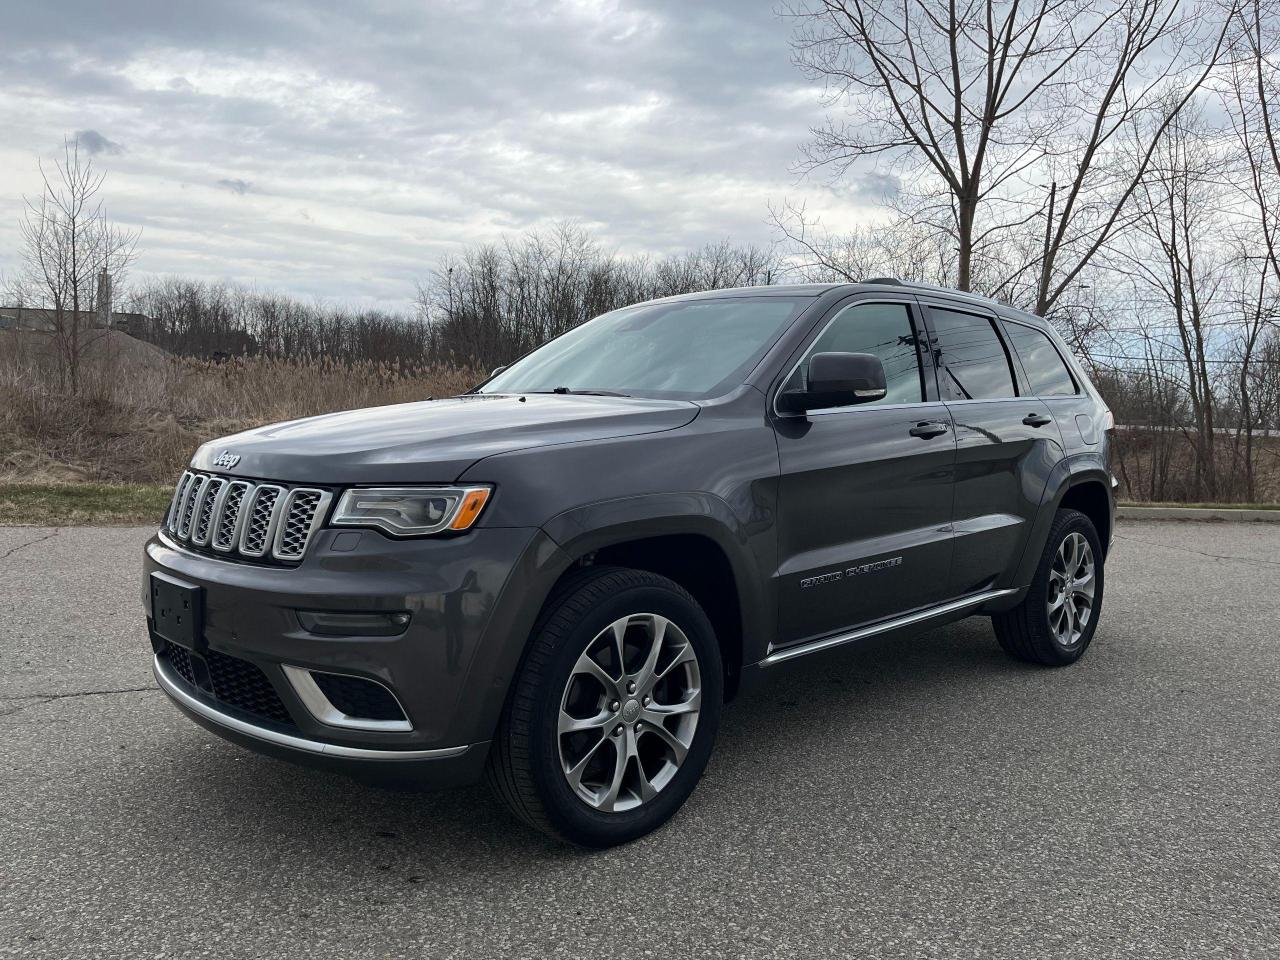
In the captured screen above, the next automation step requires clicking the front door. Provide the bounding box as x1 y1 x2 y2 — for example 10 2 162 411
920 303 1066 597
772 296 957 648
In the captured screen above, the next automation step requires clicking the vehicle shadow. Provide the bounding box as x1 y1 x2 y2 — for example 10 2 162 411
111 615 1049 878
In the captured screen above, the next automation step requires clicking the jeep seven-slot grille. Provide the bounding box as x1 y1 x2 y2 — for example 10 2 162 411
165 470 331 564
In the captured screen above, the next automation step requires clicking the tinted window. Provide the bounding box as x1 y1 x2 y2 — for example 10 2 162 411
1003 322 1077 396
928 309 1017 400
480 297 807 401
786 302 925 406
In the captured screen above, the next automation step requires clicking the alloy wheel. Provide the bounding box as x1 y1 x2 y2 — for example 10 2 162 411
1047 531 1096 647
557 613 702 813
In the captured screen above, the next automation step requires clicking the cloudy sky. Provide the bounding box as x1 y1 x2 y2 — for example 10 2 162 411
0 0 885 308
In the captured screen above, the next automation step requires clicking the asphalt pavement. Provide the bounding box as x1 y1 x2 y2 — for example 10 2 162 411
2 521 1278 958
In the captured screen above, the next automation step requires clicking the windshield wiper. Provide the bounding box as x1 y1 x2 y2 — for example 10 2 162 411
530 387 632 397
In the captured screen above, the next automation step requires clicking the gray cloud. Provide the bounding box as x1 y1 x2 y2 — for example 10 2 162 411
0 0 880 307
853 171 902 203
74 128 123 155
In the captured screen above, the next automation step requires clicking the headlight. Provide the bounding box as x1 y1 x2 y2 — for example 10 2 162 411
331 486 491 537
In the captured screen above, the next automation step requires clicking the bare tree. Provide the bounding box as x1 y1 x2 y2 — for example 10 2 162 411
1222 0 1280 499
1112 103 1228 497
416 222 781 369
784 0 1239 316
15 138 138 393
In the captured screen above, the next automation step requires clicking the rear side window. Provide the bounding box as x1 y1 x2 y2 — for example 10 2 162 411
927 308 1017 400
1002 322 1078 396
785 302 926 406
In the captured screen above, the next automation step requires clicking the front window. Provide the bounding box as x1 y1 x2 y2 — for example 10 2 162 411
783 302 926 406
477 297 809 401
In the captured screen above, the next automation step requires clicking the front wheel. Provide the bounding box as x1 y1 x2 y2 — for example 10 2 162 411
993 508 1104 666
487 566 723 847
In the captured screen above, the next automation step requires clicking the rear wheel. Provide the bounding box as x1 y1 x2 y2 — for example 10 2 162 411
487 566 722 847
993 508 1104 666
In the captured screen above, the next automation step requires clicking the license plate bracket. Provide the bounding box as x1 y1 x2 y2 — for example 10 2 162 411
149 572 204 650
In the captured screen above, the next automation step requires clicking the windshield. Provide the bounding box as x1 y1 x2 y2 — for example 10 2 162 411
477 296 809 401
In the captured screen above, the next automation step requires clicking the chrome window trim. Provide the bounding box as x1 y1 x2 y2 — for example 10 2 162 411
154 656 467 761
938 397 1039 406
771 295 933 420
796 399 950 418
281 665 412 733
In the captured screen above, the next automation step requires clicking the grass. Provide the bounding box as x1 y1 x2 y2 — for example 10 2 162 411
0 482 173 526
1 331 481 485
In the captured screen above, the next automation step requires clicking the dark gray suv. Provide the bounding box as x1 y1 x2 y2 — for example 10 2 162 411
144 280 1115 846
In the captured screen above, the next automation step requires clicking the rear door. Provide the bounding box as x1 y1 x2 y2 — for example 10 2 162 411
920 302 1066 598
772 294 957 647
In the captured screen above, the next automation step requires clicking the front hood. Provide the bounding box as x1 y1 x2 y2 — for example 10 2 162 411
190 394 700 484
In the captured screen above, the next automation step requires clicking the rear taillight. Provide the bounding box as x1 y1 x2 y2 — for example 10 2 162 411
1100 409 1115 433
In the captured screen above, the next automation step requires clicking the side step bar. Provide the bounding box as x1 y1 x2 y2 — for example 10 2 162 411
761 587 1019 667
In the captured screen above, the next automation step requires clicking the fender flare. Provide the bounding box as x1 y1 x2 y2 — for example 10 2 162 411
541 491 775 667
1010 458 1113 590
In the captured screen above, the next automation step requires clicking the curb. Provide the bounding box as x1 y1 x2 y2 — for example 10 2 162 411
1117 506 1280 523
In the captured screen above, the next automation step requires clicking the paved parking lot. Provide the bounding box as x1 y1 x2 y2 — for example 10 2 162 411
2 521 1278 958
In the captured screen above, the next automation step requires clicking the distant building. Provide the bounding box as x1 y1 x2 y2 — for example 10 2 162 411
0 305 152 333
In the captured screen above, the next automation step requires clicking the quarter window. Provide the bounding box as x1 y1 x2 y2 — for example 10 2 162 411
928 309 1017 400
785 302 925 406
1002 322 1078 396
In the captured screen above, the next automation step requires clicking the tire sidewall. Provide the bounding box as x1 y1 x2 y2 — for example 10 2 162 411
1031 511 1105 663
528 580 723 847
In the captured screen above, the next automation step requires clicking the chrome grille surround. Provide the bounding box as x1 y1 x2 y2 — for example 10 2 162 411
164 471 331 563
190 476 226 546
240 484 285 558
212 480 253 552
276 489 324 561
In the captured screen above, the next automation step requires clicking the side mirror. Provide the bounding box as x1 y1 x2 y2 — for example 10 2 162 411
490 365 507 377
778 352 887 414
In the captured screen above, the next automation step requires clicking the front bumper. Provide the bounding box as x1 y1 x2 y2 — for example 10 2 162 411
144 523 571 785
153 653 488 786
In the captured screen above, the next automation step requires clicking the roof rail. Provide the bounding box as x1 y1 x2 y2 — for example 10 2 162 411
859 277 1001 304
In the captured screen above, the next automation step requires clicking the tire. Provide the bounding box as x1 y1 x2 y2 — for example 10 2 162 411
486 565 723 847
993 508 1105 666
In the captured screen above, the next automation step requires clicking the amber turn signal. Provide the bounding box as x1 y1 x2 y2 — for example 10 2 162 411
449 487 491 530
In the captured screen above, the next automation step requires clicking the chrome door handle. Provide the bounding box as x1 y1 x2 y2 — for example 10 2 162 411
909 421 949 439
1022 413 1053 427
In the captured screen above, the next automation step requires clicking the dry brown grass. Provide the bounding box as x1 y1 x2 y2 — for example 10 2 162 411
0 330 480 484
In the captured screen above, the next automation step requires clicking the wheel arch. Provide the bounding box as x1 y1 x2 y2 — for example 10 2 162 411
1009 460 1114 590
540 493 773 702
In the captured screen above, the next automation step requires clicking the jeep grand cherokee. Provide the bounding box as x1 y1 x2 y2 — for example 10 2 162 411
144 280 1115 847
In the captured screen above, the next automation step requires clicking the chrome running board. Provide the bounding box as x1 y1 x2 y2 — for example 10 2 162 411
762 588 1019 667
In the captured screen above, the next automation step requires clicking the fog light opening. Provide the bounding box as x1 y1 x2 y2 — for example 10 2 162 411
282 665 412 732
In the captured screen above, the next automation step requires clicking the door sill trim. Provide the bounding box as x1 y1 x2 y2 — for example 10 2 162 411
762 588 1019 667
